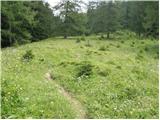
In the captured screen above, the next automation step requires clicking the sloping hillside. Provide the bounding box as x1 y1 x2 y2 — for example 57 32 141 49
1 36 159 118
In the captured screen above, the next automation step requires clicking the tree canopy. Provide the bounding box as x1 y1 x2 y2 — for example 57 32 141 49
1 0 159 47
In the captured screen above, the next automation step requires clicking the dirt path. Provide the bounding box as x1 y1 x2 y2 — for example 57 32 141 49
45 72 86 119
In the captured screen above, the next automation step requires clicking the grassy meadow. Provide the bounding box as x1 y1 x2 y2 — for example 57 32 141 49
1 33 159 118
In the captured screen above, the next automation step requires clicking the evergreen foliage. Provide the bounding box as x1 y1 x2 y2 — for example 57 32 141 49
1 0 159 48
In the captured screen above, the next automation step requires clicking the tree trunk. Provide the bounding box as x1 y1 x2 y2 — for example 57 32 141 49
101 34 104 39
9 22 12 45
107 32 110 39
87 40 90 46
138 32 141 39
64 35 67 39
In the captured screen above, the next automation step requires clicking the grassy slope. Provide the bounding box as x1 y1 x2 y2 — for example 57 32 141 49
1 36 159 118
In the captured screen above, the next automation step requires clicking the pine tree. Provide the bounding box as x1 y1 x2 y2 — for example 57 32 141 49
1 1 36 47
28 1 56 41
143 1 159 38
88 1 120 38
54 0 84 39
128 1 146 37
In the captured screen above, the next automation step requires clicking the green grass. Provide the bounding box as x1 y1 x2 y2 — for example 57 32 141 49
1 36 159 118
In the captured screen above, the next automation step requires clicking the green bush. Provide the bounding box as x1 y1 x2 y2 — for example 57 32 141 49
144 47 149 51
98 37 102 40
22 50 34 62
81 36 85 41
139 50 144 53
100 35 105 39
76 38 81 43
80 46 84 48
39 58 45 62
132 41 135 44
116 65 122 69
130 44 134 47
116 44 120 48
76 61 93 78
99 45 107 51
121 40 124 43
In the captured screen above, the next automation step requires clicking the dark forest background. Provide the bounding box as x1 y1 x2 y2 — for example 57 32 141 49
1 0 159 47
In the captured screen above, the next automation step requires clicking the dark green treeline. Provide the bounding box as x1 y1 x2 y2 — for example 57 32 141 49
1 0 159 47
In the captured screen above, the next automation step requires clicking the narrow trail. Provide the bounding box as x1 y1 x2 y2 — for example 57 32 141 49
45 72 86 119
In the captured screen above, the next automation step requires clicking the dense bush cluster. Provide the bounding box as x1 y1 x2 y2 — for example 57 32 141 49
22 50 34 62
76 61 93 78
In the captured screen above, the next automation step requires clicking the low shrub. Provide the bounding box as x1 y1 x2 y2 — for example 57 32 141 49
121 40 124 43
141 41 145 44
76 38 81 43
116 44 120 48
76 61 93 78
116 65 122 69
22 50 34 62
99 46 106 51
130 44 134 47
139 50 143 53
81 36 85 41
80 46 84 49
99 45 109 51
39 58 44 62
144 47 149 51
100 35 105 39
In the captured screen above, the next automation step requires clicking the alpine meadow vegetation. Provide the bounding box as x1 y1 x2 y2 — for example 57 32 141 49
1 0 159 119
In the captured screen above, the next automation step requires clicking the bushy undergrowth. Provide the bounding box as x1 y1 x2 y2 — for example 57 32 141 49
116 44 120 48
76 38 81 43
76 61 93 79
81 35 86 41
121 40 124 43
99 45 109 51
22 50 34 62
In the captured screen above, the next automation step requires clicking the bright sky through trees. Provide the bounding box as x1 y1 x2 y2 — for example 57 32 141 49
44 0 91 12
